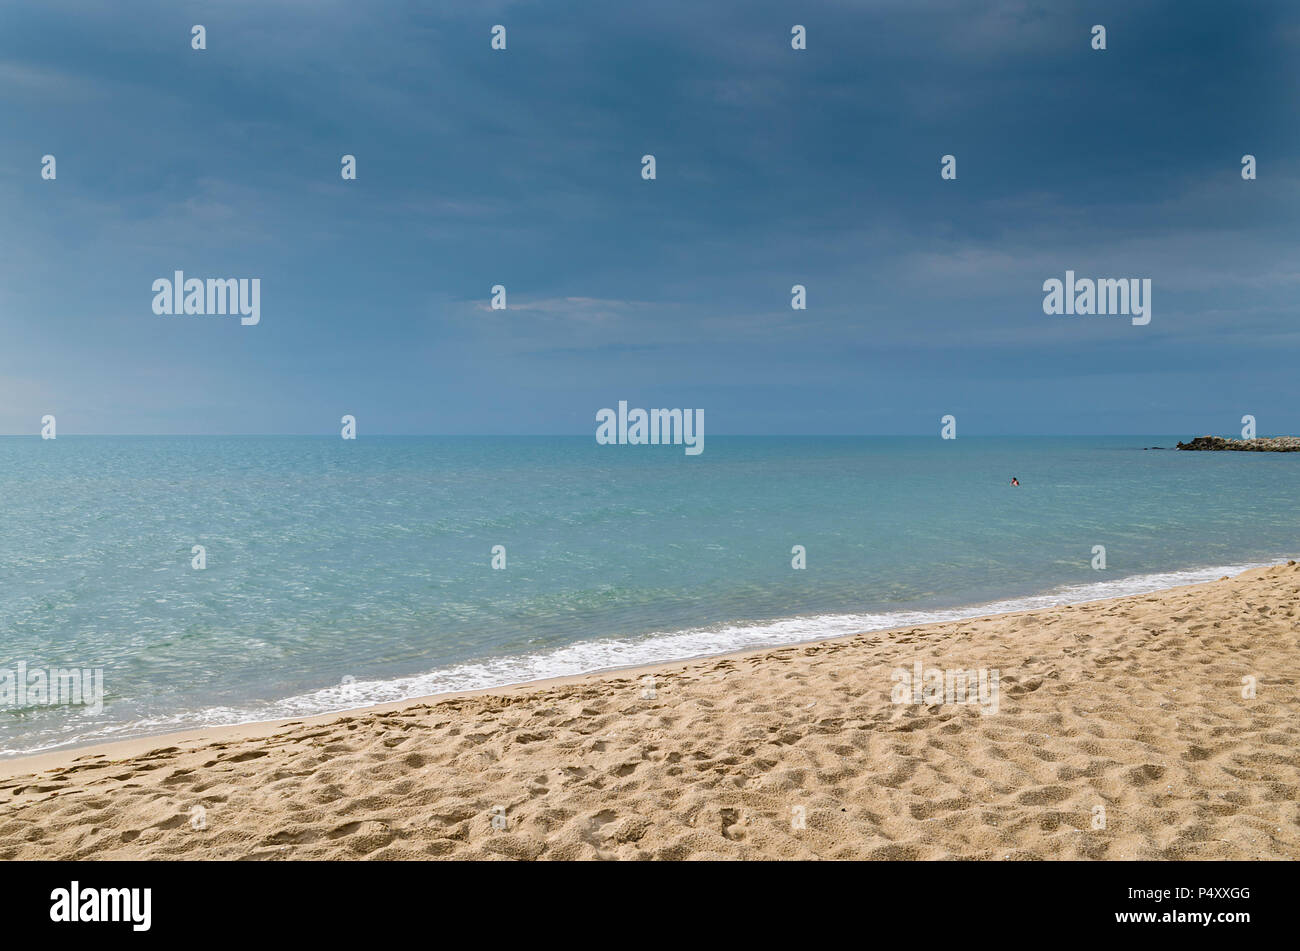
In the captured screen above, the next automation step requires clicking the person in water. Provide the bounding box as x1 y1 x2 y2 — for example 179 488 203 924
1010 476 1020 486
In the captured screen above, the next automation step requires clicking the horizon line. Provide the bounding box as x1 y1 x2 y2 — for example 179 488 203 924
0 432 1225 439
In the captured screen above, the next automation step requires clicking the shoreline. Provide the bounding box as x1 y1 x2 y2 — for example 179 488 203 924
0 662 694 781
0 558 1281 782
2 559 1296 859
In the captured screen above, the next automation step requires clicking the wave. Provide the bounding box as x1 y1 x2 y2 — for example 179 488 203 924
2 558 1280 758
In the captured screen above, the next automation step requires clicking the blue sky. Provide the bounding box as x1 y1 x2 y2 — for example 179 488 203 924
2 0 1297 434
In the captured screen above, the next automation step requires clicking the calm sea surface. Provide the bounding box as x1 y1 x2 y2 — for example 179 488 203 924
2 435 1295 755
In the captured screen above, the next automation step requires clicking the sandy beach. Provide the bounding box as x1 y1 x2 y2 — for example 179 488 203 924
1 562 1297 860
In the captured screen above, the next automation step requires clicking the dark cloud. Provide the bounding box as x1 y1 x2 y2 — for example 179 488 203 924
1 0 1295 433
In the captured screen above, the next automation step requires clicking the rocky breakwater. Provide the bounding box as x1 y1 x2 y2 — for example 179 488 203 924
1176 435 1300 451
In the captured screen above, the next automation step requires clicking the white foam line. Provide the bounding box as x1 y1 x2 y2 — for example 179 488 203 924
2 558 1284 757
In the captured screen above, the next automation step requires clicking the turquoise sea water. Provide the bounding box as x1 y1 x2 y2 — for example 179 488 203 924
1 435 1296 756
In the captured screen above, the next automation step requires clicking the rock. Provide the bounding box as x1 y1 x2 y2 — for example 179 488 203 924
1175 435 1300 452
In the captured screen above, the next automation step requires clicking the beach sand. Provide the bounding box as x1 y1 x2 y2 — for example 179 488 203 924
1 562 1297 860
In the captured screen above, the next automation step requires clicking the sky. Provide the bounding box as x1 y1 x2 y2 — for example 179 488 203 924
1 0 1297 435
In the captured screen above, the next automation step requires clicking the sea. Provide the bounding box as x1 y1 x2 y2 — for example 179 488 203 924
1 435 1295 756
